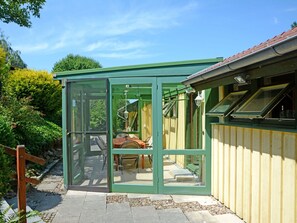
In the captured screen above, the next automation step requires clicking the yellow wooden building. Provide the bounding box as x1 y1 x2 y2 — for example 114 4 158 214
183 27 297 223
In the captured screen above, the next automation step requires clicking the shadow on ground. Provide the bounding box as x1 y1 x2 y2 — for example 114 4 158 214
6 187 63 212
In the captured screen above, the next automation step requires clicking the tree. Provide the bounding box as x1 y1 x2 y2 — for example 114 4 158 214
0 0 46 28
52 54 102 72
291 21 297 29
0 31 27 69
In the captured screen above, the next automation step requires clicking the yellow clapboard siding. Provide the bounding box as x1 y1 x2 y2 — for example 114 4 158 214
282 133 296 223
223 126 230 207
235 127 244 217
251 129 261 223
229 126 237 212
211 124 297 223
218 125 224 202
212 125 219 198
260 130 271 223
271 131 282 223
242 128 252 223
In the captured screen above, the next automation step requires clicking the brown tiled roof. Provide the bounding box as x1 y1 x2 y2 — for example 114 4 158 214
188 26 297 79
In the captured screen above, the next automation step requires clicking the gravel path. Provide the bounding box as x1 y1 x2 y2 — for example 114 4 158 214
106 195 233 216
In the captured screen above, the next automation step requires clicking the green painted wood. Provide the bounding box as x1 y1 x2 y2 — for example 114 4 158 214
112 184 155 194
62 79 68 188
54 58 222 78
204 88 219 194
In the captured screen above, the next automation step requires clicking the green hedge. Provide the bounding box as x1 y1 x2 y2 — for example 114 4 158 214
0 146 12 199
4 69 62 125
0 115 16 147
17 120 61 156
0 96 62 156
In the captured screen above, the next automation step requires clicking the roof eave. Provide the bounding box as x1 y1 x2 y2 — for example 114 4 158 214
182 35 297 86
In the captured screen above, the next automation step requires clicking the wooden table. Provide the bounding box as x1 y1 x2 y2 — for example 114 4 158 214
112 137 147 169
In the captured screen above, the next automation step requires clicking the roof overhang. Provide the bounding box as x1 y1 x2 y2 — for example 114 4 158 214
183 28 297 90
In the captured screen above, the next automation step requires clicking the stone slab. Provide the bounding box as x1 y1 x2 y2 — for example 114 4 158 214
157 208 190 223
185 210 219 223
215 214 245 223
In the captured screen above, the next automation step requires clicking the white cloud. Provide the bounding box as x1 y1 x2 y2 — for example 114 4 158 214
93 50 153 59
101 2 198 36
285 7 297 12
14 43 49 53
85 39 151 52
11 1 198 56
274 17 279 24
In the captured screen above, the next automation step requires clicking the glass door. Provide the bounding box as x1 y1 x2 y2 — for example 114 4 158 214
67 79 109 191
110 78 157 193
157 77 210 195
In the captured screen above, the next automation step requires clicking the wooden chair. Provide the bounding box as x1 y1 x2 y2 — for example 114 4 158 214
119 140 140 172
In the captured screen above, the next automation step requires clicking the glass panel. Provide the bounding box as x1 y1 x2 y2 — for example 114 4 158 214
236 84 288 112
111 83 153 186
68 80 108 189
113 153 153 185
111 84 152 142
162 83 194 150
208 90 247 115
163 155 205 186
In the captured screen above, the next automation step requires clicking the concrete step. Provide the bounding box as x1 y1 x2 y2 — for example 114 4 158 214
1 198 45 223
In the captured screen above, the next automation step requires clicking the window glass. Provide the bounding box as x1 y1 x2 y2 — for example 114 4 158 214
207 90 247 116
232 83 289 118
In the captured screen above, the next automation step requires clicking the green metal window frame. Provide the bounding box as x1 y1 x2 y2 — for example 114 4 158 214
157 77 211 195
207 90 248 117
109 77 157 194
232 83 291 119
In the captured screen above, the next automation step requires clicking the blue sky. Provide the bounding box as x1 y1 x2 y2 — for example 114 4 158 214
1 0 297 72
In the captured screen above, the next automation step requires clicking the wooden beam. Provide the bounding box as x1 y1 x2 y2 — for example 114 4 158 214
24 153 46 166
25 177 40 185
16 145 27 223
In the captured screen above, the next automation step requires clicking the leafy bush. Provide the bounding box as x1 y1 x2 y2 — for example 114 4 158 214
4 69 62 125
0 146 12 199
18 120 61 156
0 96 61 156
0 115 16 147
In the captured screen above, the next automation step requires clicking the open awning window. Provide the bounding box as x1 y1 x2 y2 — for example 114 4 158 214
207 90 248 117
231 83 291 119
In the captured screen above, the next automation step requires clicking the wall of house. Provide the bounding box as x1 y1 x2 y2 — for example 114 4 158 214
211 124 297 223
141 103 152 141
163 94 186 167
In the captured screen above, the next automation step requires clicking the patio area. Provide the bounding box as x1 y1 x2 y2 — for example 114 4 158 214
50 190 245 223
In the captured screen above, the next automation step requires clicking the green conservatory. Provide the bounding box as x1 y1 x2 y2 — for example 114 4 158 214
54 58 222 194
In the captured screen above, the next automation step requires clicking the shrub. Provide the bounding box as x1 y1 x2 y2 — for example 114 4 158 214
4 69 62 125
0 146 12 199
0 96 61 156
0 115 16 147
18 120 61 156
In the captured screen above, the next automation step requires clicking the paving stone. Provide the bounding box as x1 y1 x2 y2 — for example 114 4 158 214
132 206 159 222
106 202 131 214
185 210 219 223
105 212 133 223
128 193 150 199
157 208 190 223
149 194 172 201
85 192 106 202
52 212 80 223
79 211 105 223
215 214 245 223
36 183 59 191
171 195 218 205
